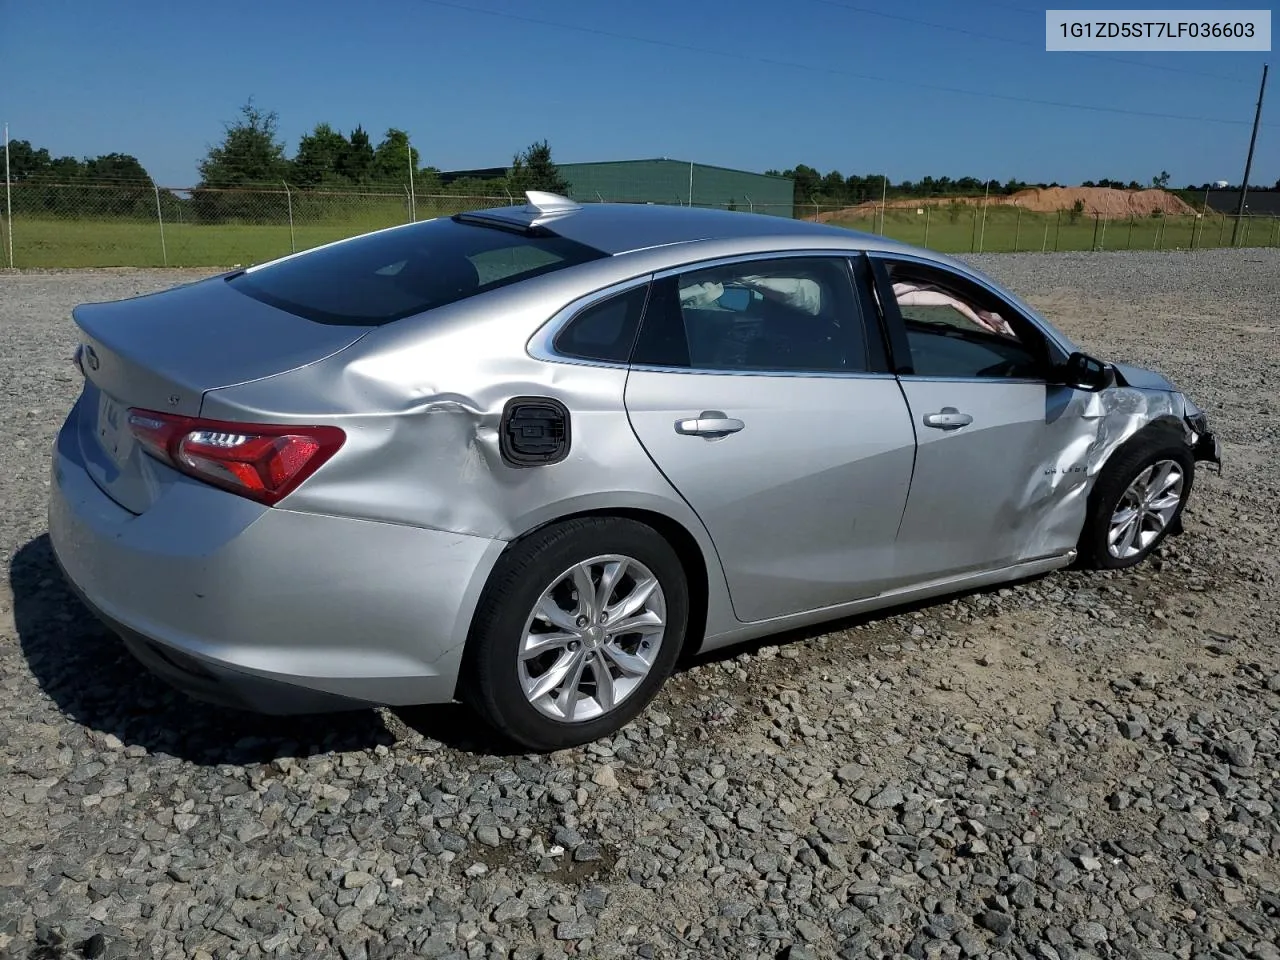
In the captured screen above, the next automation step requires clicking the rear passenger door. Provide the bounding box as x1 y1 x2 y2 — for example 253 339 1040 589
623 254 918 623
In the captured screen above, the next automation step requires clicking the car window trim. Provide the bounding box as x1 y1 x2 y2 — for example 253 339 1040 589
527 275 656 370
867 252 1058 384
631 250 884 378
868 251 1073 365
849 252 897 375
551 282 652 365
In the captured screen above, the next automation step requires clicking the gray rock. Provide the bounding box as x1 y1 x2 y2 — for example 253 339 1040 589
1070 922 1107 945
867 786 905 810
979 910 1014 936
554 920 596 940
335 907 364 934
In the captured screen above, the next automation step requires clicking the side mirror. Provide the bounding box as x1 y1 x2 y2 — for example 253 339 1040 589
716 286 752 312
1060 351 1113 392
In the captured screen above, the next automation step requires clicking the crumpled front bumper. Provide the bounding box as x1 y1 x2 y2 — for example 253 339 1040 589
1193 430 1222 469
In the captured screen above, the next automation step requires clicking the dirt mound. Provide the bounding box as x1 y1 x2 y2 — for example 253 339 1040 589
813 187 1196 222
1009 186 1196 217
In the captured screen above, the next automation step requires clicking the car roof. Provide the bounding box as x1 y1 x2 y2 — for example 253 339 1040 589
457 192 885 256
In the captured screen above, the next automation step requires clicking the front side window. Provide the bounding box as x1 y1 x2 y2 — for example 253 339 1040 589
882 261 1044 379
632 256 866 373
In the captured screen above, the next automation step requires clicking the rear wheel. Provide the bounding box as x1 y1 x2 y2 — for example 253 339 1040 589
461 517 688 751
1079 430 1194 570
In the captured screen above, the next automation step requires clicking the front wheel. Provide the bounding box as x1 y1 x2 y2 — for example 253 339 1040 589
1079 431 1194 570
461 517 689 751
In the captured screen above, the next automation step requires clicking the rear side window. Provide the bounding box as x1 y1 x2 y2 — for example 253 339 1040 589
227 218 608 326
632 256 867 373
553 285 650 363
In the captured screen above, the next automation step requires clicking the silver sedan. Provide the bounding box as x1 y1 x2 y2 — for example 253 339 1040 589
49 193 1221 750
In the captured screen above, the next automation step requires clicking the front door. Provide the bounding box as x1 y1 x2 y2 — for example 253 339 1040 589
869 254 1095 583
624 254 918 623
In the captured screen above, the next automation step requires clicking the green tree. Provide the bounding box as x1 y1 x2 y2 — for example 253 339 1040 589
1152 170 1171 189
291 123 350 187
197 100 289 187
5 140 54 180
83 153 150 182
820 169 847 203
507 140 570 195
194 101 290 222
372 128 421 184
786 164 821 204
337 126 375 184
4 140 156 217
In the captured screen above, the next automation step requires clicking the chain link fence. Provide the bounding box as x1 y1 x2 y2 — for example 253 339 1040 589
2 179 1278 268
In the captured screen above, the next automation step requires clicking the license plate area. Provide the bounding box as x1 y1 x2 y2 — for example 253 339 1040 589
96 392 130 467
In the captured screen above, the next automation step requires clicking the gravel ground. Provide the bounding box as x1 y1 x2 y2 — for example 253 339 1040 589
1 251 1278 960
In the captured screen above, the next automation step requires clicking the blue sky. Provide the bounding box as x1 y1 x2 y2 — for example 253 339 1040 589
2 0 1274 187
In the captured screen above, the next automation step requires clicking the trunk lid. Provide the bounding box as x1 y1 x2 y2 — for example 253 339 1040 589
71 274 370 514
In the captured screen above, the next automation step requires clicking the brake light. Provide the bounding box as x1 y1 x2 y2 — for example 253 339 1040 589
126 409 344 505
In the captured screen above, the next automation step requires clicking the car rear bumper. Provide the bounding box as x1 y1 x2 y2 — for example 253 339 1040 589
48 417 507 714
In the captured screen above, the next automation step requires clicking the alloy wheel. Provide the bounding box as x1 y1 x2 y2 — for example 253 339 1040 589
517 554 667 722
1107 459 1185 559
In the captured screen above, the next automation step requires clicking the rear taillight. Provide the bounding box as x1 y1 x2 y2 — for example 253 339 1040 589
127 409 344 506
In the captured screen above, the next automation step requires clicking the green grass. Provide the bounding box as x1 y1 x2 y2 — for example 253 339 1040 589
5 204 1278 268
825 205 1279 254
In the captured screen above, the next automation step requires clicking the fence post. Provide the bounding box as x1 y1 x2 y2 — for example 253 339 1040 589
1041 218 1049 252
923 206 931 248
1090 214 1100 250
1013 205 1021 253
1218 214 1226 246
282 181 295 253
1054 210 1061 251
1127 217 1134 249
745 194 753 213
407 137 417 223
152 181 168 267
3 123 12 269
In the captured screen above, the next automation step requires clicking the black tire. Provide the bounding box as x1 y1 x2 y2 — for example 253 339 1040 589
1078 426 1194 570
460 517 689 751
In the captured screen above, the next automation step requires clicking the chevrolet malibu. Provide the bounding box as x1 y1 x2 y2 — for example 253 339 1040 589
49 193 1220 750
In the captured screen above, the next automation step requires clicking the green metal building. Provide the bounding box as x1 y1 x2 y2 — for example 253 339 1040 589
442 158 794 217
557 159 794 217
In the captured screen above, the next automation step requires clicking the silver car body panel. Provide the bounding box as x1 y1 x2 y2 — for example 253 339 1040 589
49 199 1214 710
49 397 505 705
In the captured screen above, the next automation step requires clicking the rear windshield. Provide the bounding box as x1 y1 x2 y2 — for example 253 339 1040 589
227 218 608 325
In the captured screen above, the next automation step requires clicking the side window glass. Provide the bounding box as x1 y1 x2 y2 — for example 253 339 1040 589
885 262 1042 379
663 257 865 373
553 285 649 363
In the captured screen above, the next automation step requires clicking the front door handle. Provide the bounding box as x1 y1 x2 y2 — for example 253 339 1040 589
674 411 745 438
922 407 973 430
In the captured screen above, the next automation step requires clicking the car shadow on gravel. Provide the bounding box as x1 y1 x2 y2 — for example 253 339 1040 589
10 535 401 765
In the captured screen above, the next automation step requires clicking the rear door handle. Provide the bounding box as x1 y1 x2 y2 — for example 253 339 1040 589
674 411 745 438
922 407 973 430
